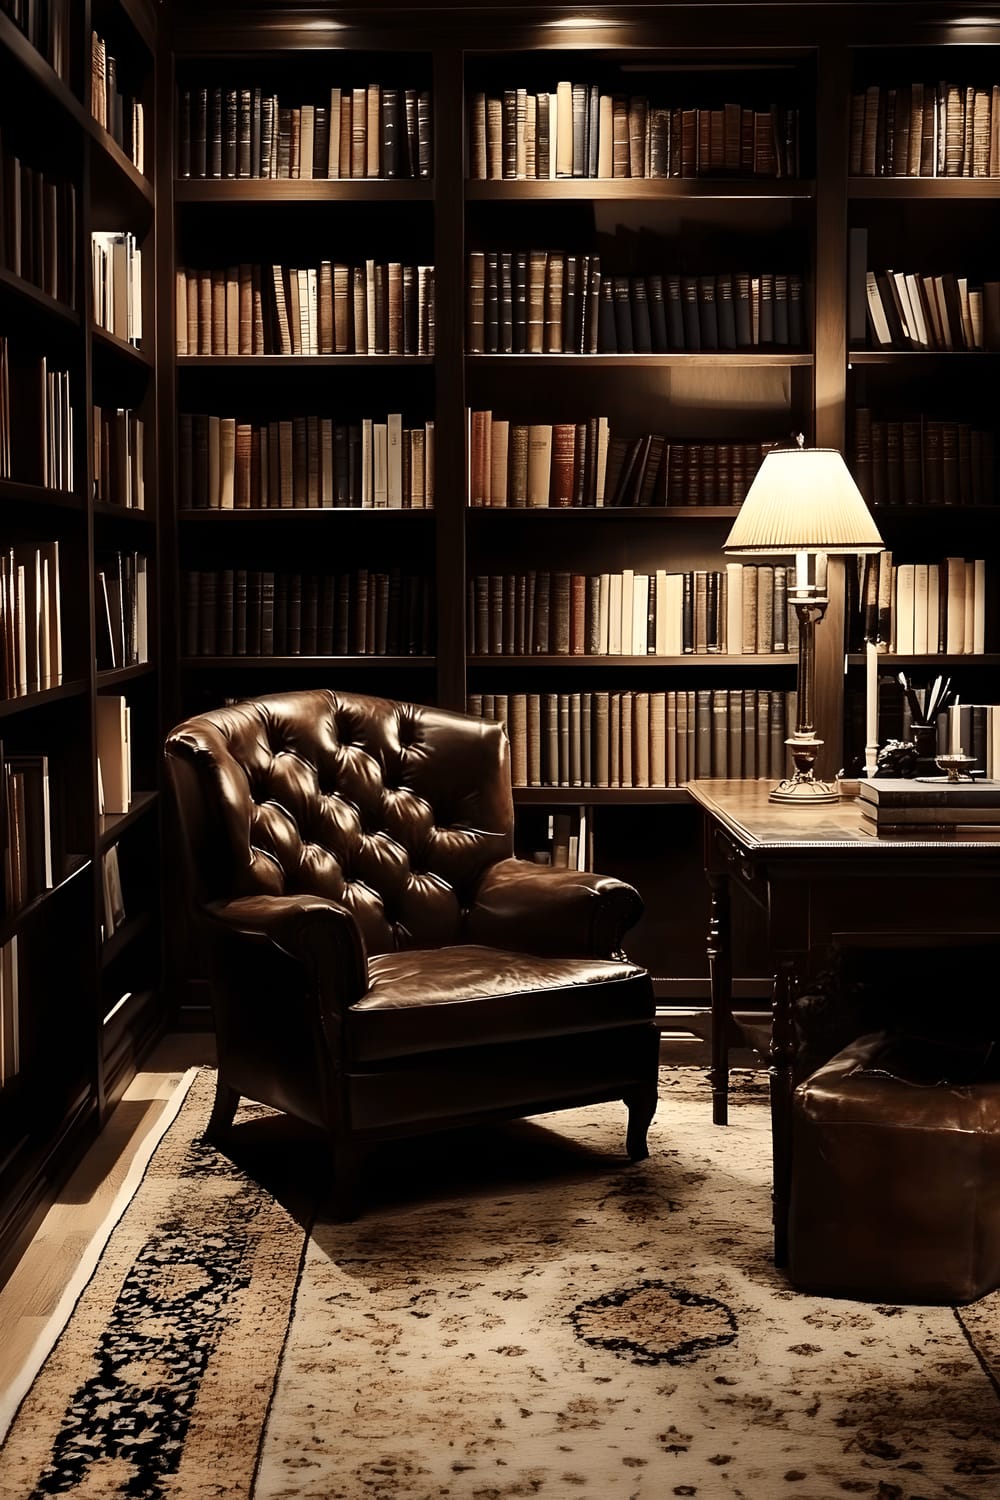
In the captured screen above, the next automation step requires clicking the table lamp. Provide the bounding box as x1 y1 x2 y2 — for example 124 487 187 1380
724 440 884 804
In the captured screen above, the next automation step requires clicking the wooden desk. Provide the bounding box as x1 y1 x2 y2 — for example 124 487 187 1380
688 779 1000 1265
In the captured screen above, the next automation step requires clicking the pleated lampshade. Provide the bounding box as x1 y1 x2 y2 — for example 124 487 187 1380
724 447 884 556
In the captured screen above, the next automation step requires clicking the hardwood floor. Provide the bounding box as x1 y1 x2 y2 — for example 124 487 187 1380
0 1032 216 1404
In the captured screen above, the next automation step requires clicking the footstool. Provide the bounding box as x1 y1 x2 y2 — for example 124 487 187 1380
788 1030 1000 1303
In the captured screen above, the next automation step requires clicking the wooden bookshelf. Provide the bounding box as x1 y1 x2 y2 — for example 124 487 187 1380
3 0 999 1286
0 0 163 1287
158 3 1000 1013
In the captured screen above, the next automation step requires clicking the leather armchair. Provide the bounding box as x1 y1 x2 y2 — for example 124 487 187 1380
164 689 659 1215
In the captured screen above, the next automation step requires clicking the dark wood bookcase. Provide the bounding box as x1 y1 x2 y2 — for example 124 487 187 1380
5 0 1000 1285
843 41 1000 768
0 0 163 1285
159 2 1000 1018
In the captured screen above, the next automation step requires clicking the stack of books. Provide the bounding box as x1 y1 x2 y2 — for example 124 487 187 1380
859 777 1000 830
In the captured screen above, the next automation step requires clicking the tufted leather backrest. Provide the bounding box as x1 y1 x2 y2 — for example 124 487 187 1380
164 690 515 954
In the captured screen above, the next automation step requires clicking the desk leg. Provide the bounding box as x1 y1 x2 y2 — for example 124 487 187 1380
707 871 732 1127
769 958 798 1267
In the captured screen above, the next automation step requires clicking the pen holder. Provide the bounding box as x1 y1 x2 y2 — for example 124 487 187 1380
910 722 938 777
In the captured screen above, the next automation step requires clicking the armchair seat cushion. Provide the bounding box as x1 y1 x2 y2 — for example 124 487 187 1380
350 945 651 1062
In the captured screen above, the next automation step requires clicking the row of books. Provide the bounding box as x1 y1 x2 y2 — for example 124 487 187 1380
91 230 142 346
852 409 995 509
889 697 1000 779
466 687 796 788
0 343 75 492
0 136 77 306
176 261 436 358
527 810 592 872
0 934 18 1087
1 745 54 914
467 564 801 658
0 0 70 80
936 701 1000 778
90 32 145 174
850 81 1000 178
176 82 433 180
181 568 434 658
864 265 1000 352
0 541 63 698
891 558 986 657
467 250 806 354
467 409 774 508
179 412 435 511
100 846 126 939
96 552 148 673
848 552 986 655
93 405 146 509
468 87 799 180
96 694 132 816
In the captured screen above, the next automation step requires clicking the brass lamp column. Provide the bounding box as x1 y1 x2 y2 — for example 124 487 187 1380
724 441 884 806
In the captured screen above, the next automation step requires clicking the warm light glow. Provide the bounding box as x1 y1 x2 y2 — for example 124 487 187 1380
724 446 884 557
546 15 614 28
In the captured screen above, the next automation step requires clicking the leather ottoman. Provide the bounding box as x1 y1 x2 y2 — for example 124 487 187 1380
788 1030 1000 1304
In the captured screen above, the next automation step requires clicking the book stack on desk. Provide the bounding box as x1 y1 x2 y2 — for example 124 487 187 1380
859 777 1000 830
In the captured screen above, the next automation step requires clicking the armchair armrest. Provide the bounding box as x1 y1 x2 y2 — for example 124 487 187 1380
463 857 643 959
203 893 369 1011
196 894 369 1133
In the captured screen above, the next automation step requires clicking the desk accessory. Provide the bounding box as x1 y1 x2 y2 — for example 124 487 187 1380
724 438 884 804
859 775 1000 828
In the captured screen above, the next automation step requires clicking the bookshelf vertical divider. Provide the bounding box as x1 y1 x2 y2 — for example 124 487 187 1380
431 44 470 711
813 42 852 776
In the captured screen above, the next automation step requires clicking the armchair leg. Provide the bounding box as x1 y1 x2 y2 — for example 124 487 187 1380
624 1080 659 1162
207 1077 240 1142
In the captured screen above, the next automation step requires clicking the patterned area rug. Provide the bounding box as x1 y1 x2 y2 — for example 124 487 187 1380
2 1067 1000 1499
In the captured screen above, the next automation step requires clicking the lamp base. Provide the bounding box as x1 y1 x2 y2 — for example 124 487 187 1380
768 772 839 805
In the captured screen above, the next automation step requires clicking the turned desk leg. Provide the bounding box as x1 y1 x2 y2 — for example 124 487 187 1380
707 872 733 1126
769 958 798 1267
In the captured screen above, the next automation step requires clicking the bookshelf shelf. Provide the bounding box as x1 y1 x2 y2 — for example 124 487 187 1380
0 13 85 125
465 179 816 202
514 787 694 806
470 654 798 668
181 655 436 669
97 662 158 688
94 501 157 526
849 178 1000 200
0 482 86 513
89 128 154 204
100 910 154 970
176 355 435 369
0 857 92 949
846 653 1000 668
0 269 79 326
466 353 813 369
91 328 154 369
177 508 434 521
849 351 1000 367
0 682 89 719
99 790 160 849
174 180 434 203
466 506 745 521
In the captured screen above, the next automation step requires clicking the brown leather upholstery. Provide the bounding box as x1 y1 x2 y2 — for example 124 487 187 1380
164 689 659 1214
789 1031 1000 1303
